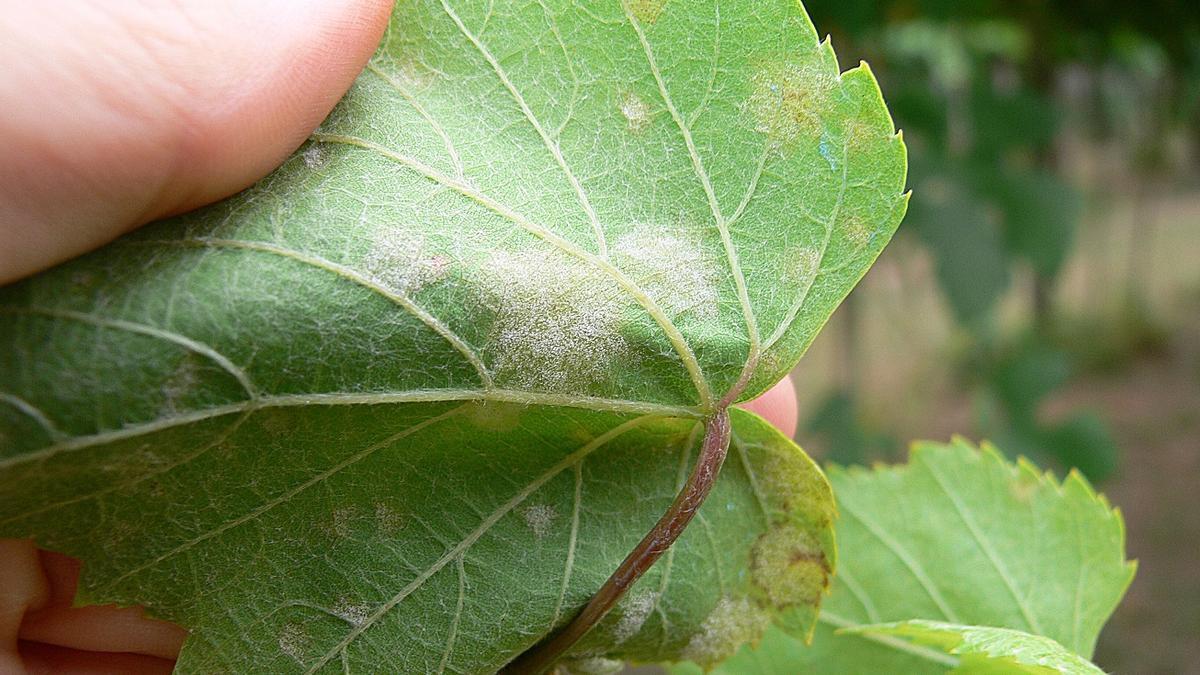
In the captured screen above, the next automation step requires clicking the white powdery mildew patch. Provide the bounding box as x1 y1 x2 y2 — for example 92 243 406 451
613 590 659 644
558 657 625 675
324 506 360 539
790 245 822 285
278 623 308 663
374 502 405 535
364 229 450 295
332 597 371 626
614 227 721 324
302 145 326 170
521 504 557 538
477 249 627 393
160 356 199 415
619 92 652 132
682 597 772 667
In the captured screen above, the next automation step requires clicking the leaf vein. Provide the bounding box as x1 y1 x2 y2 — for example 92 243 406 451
436 556 467 675
762 132 850 351
364 62 466 179
817 611 960 667
838 499 961 622
308 131 713 407
551 462 584 627
438 0 608 258
0 388 698 472
97 406 471 594
0 391 65 442
923 458 1044 634
306 415 659 673
147 237 495 390
624 2 761 385
1 306 259 400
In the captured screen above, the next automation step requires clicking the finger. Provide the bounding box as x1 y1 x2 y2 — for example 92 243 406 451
19 550 186 661
738 376 799 438
18 640 176 675
0 539 50 673
0 0 395 284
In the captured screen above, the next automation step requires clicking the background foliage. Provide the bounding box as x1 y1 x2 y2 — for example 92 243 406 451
787 1 1200 671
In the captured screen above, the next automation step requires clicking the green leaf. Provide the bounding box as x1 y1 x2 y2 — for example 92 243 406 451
843 620 1105 674
676 438 1134 673
0 0 906 671
2 407 834 672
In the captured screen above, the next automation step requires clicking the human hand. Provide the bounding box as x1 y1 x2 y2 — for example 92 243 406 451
0 2 798 671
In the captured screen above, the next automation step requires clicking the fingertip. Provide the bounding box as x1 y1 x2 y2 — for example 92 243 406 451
155 0 398 219
0 0 397 283
739 377 799 438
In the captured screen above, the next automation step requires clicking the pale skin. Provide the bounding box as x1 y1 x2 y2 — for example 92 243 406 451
0 2 799 672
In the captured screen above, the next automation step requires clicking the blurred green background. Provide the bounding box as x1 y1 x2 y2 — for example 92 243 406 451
787 1 1199 672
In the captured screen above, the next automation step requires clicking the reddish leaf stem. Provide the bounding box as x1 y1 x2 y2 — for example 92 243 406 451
503 409 732 674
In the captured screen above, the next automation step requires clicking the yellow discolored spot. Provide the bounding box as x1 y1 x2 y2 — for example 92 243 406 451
627 0 668 23
842 216 873 249
463 400 524 432
750 523 831 609
747 60 839 149
748 441 835 523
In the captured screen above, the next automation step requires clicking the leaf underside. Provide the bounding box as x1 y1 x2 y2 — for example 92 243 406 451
0 0 906 672
677 439 1135 674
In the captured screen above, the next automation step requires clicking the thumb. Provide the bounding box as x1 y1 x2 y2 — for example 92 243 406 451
0 0 394 284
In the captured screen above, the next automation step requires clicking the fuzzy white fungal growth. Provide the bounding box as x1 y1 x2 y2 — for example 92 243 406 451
326 506 359 539
558 657 625 675
477 249 627 393
332 597 371 626
620 92 652 132
613 591 659 643
614 227 721 323
364 230 450 294
374 502 405 535
302 145 326 170
682 597 772 667
521 504 557 538
160 356 199 414
790 245 822 284
278 623 308 662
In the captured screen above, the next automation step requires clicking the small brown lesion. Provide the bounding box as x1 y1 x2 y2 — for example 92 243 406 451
788 547 826 567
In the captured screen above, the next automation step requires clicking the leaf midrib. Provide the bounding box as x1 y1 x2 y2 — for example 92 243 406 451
0 388 699 473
